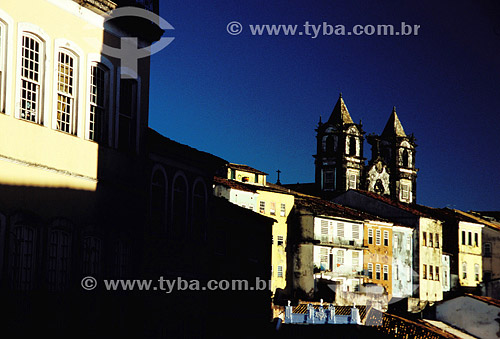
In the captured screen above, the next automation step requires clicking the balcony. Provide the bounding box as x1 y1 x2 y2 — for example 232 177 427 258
317 236 365 249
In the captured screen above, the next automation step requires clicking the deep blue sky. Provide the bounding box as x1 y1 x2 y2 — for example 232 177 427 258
148 0 500 211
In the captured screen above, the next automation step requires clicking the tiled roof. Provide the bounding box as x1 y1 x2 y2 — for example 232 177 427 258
459 210 500 231
411 206 481 225
295 195 388 222
292 303 367 321
213 176 257 193
227 163 268 175
379 313 462 339
465 294 500 308
351 190 429 218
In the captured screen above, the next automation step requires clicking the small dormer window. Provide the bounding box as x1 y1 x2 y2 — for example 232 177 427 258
255 174 259 183
242 176 249 182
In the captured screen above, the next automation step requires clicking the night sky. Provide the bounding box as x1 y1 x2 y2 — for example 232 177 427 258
148 0 500 211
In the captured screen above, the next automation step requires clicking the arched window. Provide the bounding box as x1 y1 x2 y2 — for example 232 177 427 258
325 135 334 154
89 63 109 142
151 169 166 229
192 180 207 240
9 225 36 290
55 49 78 134
349 136 356 156
402 149 409 168
484 243 492 257
19 33 44 123
82 236 101 277
47 229 71 291
172 174 188 238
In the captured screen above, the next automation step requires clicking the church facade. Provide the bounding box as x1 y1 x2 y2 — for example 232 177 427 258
313 94 418 203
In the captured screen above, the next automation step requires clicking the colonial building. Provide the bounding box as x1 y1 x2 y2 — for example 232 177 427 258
214 163 295 295
333 190 443 304
390 225 414 299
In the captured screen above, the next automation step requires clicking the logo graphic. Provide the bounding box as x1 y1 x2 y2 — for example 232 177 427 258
81 276 97 290
226 21 243 35
88 7 174 79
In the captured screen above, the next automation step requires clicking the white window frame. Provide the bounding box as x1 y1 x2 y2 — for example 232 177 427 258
259 201 265 214
280 203 286 217
375 264 381 280
277 265 283 278
383 230 389 246
270 202 276 216
15 24 51 125
368 228 373 245
367 263 373 279
87 54 114 144
376 229 381 245
336 250 344 266
277 235 284 246
52 39 83 136
383 265 388 280
400 180 411 202
0 14 13 114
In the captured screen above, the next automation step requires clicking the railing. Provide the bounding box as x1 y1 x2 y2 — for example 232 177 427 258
285 302 361 325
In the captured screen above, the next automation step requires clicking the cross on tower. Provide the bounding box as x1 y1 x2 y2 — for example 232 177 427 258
276 169 282 185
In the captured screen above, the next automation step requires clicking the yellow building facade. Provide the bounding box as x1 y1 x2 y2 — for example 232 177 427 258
363 220 393 296
0 0 153 192
458 221 483 287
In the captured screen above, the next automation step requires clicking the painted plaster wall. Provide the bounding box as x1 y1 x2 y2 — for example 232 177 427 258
392 225 413 298
364 221 393 295
483 226 500 282
458 221 483 287
418 218 443 302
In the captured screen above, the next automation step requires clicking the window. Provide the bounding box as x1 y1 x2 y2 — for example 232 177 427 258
407 237 411 251
20 34 43 123
271 265 273 277
352 251 360 269
280 203 286 217
172 175 188 238
423 264 427 279
395 264 399 280
348 136 356 156
474 233 478 247
383 265 388 280
83 236 101 277
383 230 389 246
320 247 328 270
474 264 479 281
444 270 448 286
254 174 259 183
337 223 344 238
0 20 6 113
324 170 335 190
271 235 273 245
367 263 373 279
394 234 398 248
375 264 381 280
407 266 411 282
429 232 433 247
112 240 129 278
320 220 329 243
55 50 77 134
402 149 409 168
47 229 71 291
151 169 166 228
277 265 283 278
9 225 36 290
230 169 235 180
376 229 381 245
118 79 137 150
462 231 466 245
435 233 439 248
368 228 373 245
422 232 427 246
336 250 344 266
462 262 467 279
89 63 108 142
484 243 492 257
259 201 265 214
348 173 357 189
270 202 276 216
435 266 440 281
429 265 433 280
352 224 360 239
401 183 410 200
277 236 284 246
